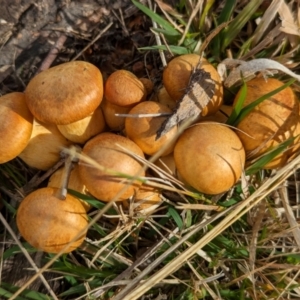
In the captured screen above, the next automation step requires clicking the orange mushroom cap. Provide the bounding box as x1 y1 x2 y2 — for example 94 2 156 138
25 61 103 125
16 187 88 253
0 92 33 163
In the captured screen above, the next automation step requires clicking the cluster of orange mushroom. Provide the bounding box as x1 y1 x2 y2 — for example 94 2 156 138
1 54 300 253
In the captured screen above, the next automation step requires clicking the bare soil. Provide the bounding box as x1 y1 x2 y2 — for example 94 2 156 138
0 0 167 94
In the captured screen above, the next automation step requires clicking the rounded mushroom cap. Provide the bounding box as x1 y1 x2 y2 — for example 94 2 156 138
133 184 162 213
16 187 88 253
101 98 135 131
154 153 177 177
57 106 106 144
163 54 223 116
78 132 145 202
0 92 33 163
25 61 103 125
234 77 299 169
139 78 154 96
155 87 176 110
104 70 146 106
18 120 73 170
125 101 177 156
200 105 233 123
123 184 162 214
174 122 245 195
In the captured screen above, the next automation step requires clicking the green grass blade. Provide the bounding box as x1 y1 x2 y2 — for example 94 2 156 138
233 78 296 126
167 206 183 230
226 81 247 125
0 283 49 300
246 137 295 174
221 0 264 50
151 27 182 37
217 0 236 24
3 243 35 260
199 0 215 31
132 0 179 35
211 0 236 57
139 45 190 55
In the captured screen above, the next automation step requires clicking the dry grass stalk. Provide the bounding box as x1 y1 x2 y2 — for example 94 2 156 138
116 154 300 300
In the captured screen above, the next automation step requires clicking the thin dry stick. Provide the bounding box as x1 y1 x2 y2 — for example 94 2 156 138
0 213 59 300
115 113 171 118
178 1 202 46
71 22 113 61
279 186 300 247
91 226 182 298
155 0 184 33
186 261 219 300
112 207 232 300
278 270 300 299
36 33 67 74
116 155 300 300
148 0 167 67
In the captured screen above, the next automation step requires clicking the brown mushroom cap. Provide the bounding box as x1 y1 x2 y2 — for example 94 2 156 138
174 122 245 194
123 184 162 214
78 132 145 202
25 61 103 125
200 105 233 123
104 70 146 106
139 78 154 96
155 87 176 110
163 54 223 116
101 98 136 131
0 92 33 163
18 120 73 170
125 101 178 156
16 187 88 253
234 77 300 169
133 184 162 213
154 153 177 177
57 106 106 144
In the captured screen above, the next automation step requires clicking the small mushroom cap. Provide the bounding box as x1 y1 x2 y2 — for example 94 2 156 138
154 153 177 177
25 61 103 125
234 78 299 169
0 92 33 163
174 122 245 195
125 101 178 156
18 120 73 170
133 185 162 213
16 187 88 253
78 132 145 202
104 70 146 106
200 105 233 123
139 78 154 96
163 54 223 116
57 106 106 144
101 98 135 131
123 184 162 214
154 87 176 110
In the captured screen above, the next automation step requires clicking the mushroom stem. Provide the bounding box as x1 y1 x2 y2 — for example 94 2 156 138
58 146 82 200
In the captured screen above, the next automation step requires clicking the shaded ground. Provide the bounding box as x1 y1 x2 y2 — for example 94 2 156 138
0 0 166 94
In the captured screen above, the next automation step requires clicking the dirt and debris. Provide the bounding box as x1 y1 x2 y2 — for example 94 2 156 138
0 0 163 95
